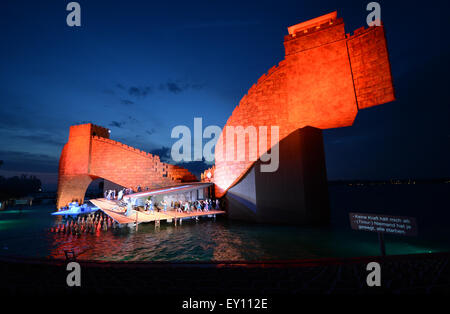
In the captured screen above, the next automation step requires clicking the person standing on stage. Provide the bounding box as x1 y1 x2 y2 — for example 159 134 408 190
161 200 167 212
149 198 154 214
126 198 132 217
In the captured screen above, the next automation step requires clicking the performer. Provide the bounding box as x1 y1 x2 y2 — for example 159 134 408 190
126 198 132 217
161 200 167 212
149 198 154 214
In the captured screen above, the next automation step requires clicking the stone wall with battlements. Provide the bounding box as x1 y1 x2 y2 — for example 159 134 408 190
56 123 197 208
203 12 395 198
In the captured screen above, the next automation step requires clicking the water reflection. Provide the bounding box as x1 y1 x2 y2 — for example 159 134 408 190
1 201 449 261
48 220 258 261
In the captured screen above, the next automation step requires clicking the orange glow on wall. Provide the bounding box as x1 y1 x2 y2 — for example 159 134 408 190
57 12 395 206
203 12 395 197
56 123 196 208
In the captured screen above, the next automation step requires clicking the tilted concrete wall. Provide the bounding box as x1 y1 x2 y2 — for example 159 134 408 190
225 127 330 225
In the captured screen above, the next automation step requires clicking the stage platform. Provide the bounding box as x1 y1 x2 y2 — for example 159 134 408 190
90 198 225 225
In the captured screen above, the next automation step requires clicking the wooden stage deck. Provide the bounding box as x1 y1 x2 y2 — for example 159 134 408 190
90 198 225 225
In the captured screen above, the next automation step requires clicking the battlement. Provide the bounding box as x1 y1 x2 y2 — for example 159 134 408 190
237 60 287 110
92 136 158 160
285 17 343 42
91 124 110 138
91 135 197 180
68 123 110 139
284 17 345 56
346 21 384 39
287 11 337 35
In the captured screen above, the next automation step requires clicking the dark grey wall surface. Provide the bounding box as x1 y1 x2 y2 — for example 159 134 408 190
225 126 330 225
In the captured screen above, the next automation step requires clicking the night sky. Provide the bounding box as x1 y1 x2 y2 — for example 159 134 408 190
1 0 449 190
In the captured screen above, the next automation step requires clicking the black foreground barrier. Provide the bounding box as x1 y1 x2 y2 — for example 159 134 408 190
1 252 449 303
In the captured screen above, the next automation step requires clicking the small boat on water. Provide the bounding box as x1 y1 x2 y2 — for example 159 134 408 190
51 201 99 216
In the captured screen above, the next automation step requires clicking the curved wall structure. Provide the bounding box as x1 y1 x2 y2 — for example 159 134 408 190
203 12 395 198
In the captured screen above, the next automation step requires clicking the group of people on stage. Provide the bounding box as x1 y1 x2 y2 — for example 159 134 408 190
140 198 169 214
105 187 222 217
131 198 221 215
144 198 155 214
50 212 116 234
105 187 137 201
173 199 220 213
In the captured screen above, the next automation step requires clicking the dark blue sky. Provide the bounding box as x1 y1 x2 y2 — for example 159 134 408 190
1 0 449 190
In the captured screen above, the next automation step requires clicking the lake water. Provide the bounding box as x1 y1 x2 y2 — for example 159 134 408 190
0 184 449 261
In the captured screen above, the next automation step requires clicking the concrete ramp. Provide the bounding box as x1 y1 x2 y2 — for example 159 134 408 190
90 198 173 224
90 198 225 225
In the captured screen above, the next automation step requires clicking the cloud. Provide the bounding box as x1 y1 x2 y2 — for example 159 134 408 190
160 80 204 94
128 86 152 97
115 84 153 97
148 146 210 177
109 121 125 128
190 83 204 90
166 82 183 94
0 150 58 173
113 80 204 101
180 19 261 30
0 125 67 149
73 120 93 125
120 99 135 105
176 159 210 177
146 128 156 136
12 134 66 147
0 104 39 131
149 146 171 162
128 116 138 123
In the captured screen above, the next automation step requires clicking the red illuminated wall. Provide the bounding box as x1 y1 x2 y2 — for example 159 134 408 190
56 124 197 208
203 12 395 197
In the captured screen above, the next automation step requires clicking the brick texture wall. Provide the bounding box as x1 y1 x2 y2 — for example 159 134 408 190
56 123 196 208
203 13 395 197
347 25 395 109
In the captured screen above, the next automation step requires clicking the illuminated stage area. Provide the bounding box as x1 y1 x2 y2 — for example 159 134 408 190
89 183 225 225
90 198 225 224
56 123 197 209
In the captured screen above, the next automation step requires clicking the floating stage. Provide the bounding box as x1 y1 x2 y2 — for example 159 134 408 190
90 182 225 224
90 198 225 225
